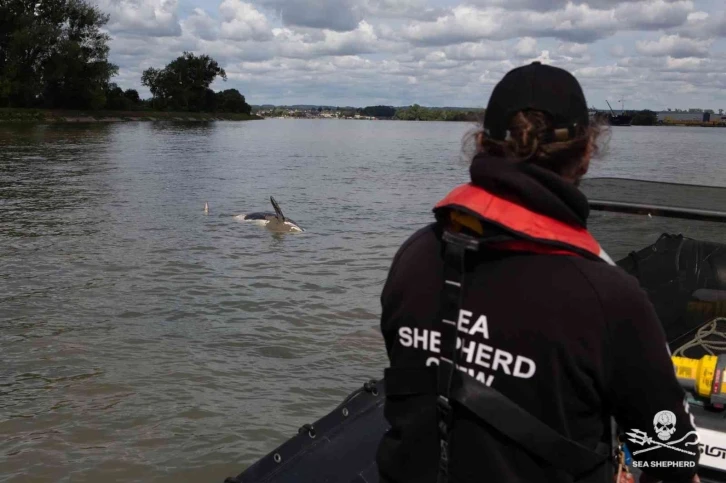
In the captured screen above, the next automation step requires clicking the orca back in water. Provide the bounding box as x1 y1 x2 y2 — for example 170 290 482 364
235 197 304 233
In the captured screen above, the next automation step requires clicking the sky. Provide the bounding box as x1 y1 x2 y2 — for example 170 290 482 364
94 0 726 109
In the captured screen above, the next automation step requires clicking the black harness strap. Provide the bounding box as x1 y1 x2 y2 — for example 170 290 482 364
436 230 480 483
384 368 611 479
453 371 610 477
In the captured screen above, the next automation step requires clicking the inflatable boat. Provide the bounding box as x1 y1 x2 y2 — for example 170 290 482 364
224 178 726 483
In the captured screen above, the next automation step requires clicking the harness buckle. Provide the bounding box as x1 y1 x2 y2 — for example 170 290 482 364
437 395 452 415
442 229 481 252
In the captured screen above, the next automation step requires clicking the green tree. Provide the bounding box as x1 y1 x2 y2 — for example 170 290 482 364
104 83 127 110
631 110 657 126
394 105 420 120
0 0 117 108
215 89 251 114
141 52 227 111
124 89 140 105
103 83 142 110
393 105 483 122
363 105 396 118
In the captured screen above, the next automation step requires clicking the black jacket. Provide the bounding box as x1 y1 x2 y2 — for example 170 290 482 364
376 154 700 483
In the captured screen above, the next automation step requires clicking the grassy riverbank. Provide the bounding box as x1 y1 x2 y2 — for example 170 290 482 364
0 108 262 123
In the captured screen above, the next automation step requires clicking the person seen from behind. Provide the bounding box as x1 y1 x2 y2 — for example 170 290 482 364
375 62 701 483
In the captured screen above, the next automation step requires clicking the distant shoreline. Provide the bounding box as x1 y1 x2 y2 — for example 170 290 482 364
0 108 262 123
3 109 723 127
260 117 726 127
260 116 478 122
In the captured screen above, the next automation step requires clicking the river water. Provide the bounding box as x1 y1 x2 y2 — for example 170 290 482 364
2 120 726 482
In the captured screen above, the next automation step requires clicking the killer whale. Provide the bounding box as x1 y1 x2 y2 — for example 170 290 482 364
235 197 304 233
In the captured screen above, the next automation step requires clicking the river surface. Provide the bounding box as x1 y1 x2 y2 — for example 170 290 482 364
2 120 726 482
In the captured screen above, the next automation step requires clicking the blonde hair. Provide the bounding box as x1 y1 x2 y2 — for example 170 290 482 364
463 111 610 180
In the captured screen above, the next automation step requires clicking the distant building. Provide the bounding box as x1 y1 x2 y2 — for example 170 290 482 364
655 111 726 123
586 108 726 124
656 111 707 122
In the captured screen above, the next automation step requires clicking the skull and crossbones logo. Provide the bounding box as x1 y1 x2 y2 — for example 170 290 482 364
626 410 699 457
653 410 677 441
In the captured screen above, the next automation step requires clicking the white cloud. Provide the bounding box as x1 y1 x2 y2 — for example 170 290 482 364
441 42 508 61
616 56 663 68
398 1 694 46
675 83 697 93
255 0 364 31
573 64 628 78
558 42 589 56
530 49 554 64
181 8 219 41
551 42 592 64
399 6 503 45
687 11 710 22
365 0 444 20
464 0 647 12
671 10 726 38
250 0 442 33
664 56 714 71
514 37 538 57
219 0 273 41
614 0 694 30
97 0 181 36
271 21 387 58
636 34 712 57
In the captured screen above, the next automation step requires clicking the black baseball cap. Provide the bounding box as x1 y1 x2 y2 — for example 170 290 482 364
483 61 589 141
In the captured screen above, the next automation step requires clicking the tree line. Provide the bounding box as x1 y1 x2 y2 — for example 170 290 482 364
392 105 483 122
343 104 484 121
261 105 714 127
0 0 250 114
259 104 486 122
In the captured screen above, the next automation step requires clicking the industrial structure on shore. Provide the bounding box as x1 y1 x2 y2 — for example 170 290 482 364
589 106 726 127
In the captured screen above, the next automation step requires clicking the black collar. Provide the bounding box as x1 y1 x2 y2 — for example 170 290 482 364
468 153 590 228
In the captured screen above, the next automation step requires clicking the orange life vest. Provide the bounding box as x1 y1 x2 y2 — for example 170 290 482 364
434 183 616 266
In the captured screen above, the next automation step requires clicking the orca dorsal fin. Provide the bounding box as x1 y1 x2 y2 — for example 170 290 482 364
270 196 286 222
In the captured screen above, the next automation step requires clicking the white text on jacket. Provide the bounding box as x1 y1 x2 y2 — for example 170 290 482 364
397 309 537 386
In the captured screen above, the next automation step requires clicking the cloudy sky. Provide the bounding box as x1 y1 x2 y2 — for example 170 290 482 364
96 0 726 109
